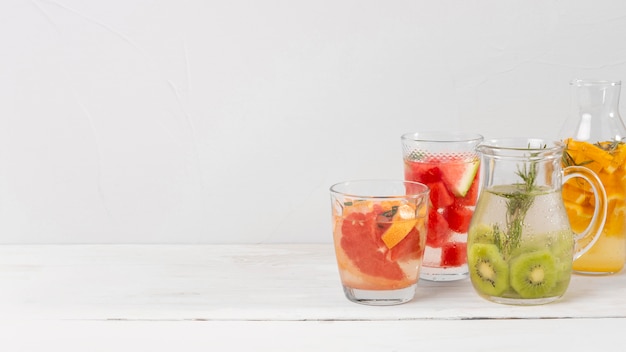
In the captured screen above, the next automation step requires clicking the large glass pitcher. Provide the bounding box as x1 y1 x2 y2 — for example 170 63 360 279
467 138 607 305
559 79 626 275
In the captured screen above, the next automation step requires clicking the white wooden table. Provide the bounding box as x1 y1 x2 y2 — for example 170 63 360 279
1 244 625 351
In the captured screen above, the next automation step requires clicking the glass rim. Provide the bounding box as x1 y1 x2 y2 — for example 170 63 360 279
401 131 484 143
477 138 565 160
478 138 564 151
329 179 430 199
570 79 621 87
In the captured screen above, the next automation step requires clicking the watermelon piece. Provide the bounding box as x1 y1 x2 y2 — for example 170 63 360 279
427 181 455 209
455 174 480 206
426 209 451 248
441 242 467 267
404 161 442 184
443 203 473 234
439 159 480 197
418 165 442 184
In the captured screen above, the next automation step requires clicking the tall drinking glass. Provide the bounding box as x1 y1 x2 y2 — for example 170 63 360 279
401 132 484 281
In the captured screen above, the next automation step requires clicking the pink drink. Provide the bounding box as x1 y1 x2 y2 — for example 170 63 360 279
401 131 483 281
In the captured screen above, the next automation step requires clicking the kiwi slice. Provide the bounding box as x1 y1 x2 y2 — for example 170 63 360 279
509 235 553 261
469 224 497 245
468 244 509 296
509 250 558 298
550 233 574 269
550 235 574 296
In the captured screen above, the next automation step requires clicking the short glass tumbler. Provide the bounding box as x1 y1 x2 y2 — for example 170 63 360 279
330 180 430 305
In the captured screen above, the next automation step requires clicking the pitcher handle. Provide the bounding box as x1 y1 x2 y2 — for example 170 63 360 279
562 166 608 259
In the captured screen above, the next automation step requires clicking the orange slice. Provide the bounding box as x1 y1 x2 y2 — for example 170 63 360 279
380 200 403 212
381 204 418 249
604 214 626 236
565 201 594 233
564 201 594 218
566 139 612 173
562 182 589 204
597 141 626 174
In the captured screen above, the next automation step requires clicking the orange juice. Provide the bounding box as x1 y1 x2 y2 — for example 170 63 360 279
562 138 626 274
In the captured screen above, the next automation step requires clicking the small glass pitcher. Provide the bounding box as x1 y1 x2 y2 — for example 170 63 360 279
467 138 607 305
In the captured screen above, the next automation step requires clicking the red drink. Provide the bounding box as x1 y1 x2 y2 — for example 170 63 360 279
401 131 483 281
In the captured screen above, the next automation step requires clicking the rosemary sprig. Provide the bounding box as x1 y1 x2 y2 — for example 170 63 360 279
498 144 545 258
562 139 623 167
381 206 399 219
562 149 593 167
595 140 622 153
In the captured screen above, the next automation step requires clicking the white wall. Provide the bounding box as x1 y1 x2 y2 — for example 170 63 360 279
2 0 626 243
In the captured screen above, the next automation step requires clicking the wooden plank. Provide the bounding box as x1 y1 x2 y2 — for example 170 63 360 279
0 244 624 321
1 319 624 351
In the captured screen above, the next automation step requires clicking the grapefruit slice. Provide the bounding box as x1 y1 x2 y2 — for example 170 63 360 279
339 212 405 282
334 245 418 290
439 158 480 197
389 227 423 262
334 203 426 290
